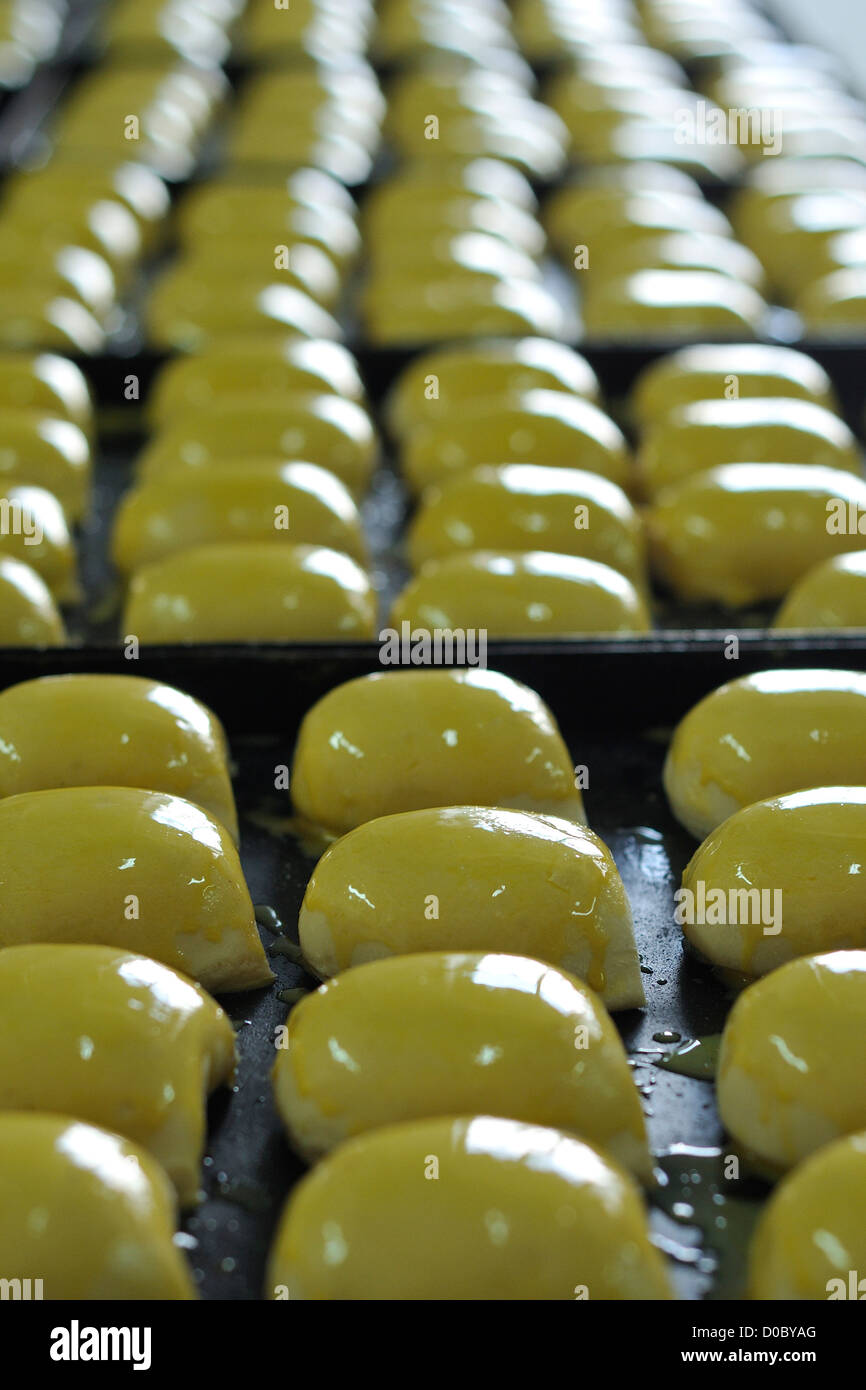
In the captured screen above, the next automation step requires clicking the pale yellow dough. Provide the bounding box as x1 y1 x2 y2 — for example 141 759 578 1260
749 1131 866 1299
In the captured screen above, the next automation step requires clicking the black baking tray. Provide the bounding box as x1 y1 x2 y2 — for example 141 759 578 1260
0 636 865 1301
55 337 866 648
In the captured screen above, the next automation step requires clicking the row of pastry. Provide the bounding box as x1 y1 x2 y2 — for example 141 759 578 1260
665 663 866 1298
6 335 866 643
387 338 866 634
80 1 857 348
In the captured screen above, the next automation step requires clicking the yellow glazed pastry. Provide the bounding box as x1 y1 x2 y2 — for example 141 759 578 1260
390 551 651 637
148 339 364 426
363 195 543 264
581 269 766 340
630 343 838 429
361 276 564 347
365 190 546 259
664 667 866 839
156 244 342 310
580 232 766 289
748 1131 866 1300
273 951 651 1176
0 1113 196 1299
553 189 735 257
123 542 375 643
403 391 631 494
0 672 238 837
798 268 866 336
136 397 377 495
0 943 235 1203
0 556 65 645
718 951 866 1174
774 551 866 629
385 339 599 438
407 464 644 580
175 185 361 267
3 161 170 255
637 398 860 498
364 232 542 286
266 1114 673 1300
0 289 106 355
112 463 366 574
647 464 866 607
146 279 340 350
298 806 643 1008
543 166 703 253
0 485 76 600
0 238 116 319
291 670 585 836
361 159 538 220
679 787 866 974
0 352 94 433
0 410 90 520
0 785 270 992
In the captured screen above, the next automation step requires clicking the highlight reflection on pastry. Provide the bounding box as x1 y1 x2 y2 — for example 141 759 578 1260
298 806 642 1006
664 668 866 839
266 1115 673 1301
0 786 271 993
718 950 866 1174
0 943 235 1204
290 669 586 836
0 673 238 839
273 951 651 1176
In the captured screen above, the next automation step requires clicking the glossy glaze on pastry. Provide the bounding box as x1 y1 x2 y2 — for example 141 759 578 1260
718 951 866 1174
0 673 238 838
406 463 644 580
749 1131 866 1300
123 541 375 643
112 463 367 574
390 550 651 636
0 785 270 993
0 1113 196 1299
290 670 585 835
773 550 866 629
0 943 235 1203
664 667 866 839
402 390 631 493
647 464 866 606
680 787 866 974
